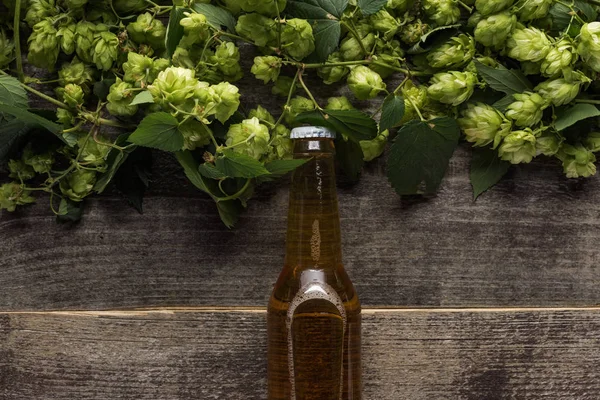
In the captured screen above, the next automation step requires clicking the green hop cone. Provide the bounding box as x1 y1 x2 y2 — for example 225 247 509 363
577 22 600 73
211 41 243 82
0 29 15 68
57 21 76 55
400 81 429 124
107 78 138 117
268 124 293 161
458 102 511 148
474 11 516 50
423 0 461 26
281 19 315 60
285 96 315 125
251 56 281 84
179 12 211 47
113 0 147 14
0 183 35 212
557 144 597 178
226 117 271 160
387 0 413 12
62 0 88 9
239 0 287 17
536 130 562 156
211 81 241 124
25 0 58 28
92 29 119 71
534 70 591 107
370 39 404 79
56 109 75 126
585 132 600 152
360 130 389 162
27 19 59 71
179 119 211 151
540 38 577 77
78 135 110 169
347 66 386 100
149 67 198 106
9 159 35 181
340 31 376 61
325 96 354 111
236 13 277 48
400 19 429 45
318 52 349 84
272 75 297 97
127 13 167 51
505 92 548 127
58 57 95 90
370 10 400 40
506 27 551 62
249 105 275 125
74 21 96 64
427 34 475 69
475 0 514 16
427 71 477 106
22 144 54 174
62 84 85 108
498 129 537 164
468 12 484 28
60 170 96 202
516 0 552 21
123 52 169 87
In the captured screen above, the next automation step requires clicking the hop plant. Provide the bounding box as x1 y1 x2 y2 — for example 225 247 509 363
370 39 404 79
107 78 138 117
123 53 170 87
27 19 59 71
226 117 271 160
74 21 97 64
535 70 591 106
281 19 315 60
318 52 349 84
475 0 514 16
506 27 551 62
25 0 58 28
360 130 389 162
536 130 563 156
474 11 516 50
0 183 35 212
325 96 355 111
60 170 96 202
585 132 600 152
427 71 477 106
347 66 386 100
92 28 119 71
0 29 15 68
249 105 275 125
458 102 512 148
211 81 241 123
62 84 85 108
540 38 577 77
268 124 293 161
516 0 553 21
370 9 400 40
22 145 54 174
400 19 429 45
427 34 475 69
78 135 110 169
57 21 76 55
340 31 376 61
235 13 277 47
578 22 600 73
127 13 166 51
399 81 429 124
179 12 211 48
8 159 35 181
422 0 461 26
285 96 315 125
179 119 211 151
212 42 243 82
149 67 198 106
58 57 95 90
387 0 413 12
498 129 537 164
251 56 282 83
557 144 597 178
505 92 548 127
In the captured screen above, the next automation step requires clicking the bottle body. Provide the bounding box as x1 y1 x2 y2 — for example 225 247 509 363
267 138 362 400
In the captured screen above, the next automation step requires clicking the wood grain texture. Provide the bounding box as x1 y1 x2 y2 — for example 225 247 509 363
0 308 599 399
2 147 600 310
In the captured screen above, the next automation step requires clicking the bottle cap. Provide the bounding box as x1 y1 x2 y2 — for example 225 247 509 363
290 126 336 139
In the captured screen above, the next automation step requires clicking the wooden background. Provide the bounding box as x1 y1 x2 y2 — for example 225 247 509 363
2 52 600 398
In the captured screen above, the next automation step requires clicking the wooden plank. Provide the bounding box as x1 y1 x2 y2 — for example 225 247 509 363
2 147 600 310
0 308 599 399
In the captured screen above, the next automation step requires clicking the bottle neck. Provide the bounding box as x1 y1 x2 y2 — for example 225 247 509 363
285 138 342 270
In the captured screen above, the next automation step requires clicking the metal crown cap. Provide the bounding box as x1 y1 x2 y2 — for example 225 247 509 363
290 126 336 139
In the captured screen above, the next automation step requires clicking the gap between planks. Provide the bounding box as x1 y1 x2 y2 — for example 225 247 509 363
3 306 600 317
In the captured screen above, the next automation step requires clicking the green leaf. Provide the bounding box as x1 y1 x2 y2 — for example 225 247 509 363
175 150 212 194
285 0 348 19
387 117 460 195
554 104 600 131
165 7 191 58
549 1 596 36
0 119 32 162
94 134 137 193
257 158 309 182
56 198 84 223
93 77 116 102
129 112 183 152
0 75 28 108
0 104 62 134
115 147 152 214
310 20 341 62
475 61 533 95
336 138 364 183
470 147 511 200
357 0 387 15
130 91 154 106
379 94 405 133
215 150 270 178
198 162 228 179
216 200 243 229
492 95 515 112
407 24 461 54
192 3 236 32
295 109 377 142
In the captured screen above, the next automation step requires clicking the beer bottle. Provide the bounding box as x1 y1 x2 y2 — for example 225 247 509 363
267 126 362 400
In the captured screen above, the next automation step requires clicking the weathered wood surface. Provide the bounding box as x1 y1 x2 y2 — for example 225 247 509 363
2 146 600 310
1 308 599 399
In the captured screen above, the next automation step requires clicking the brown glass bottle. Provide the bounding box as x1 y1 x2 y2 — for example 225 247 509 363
267 127 361 400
